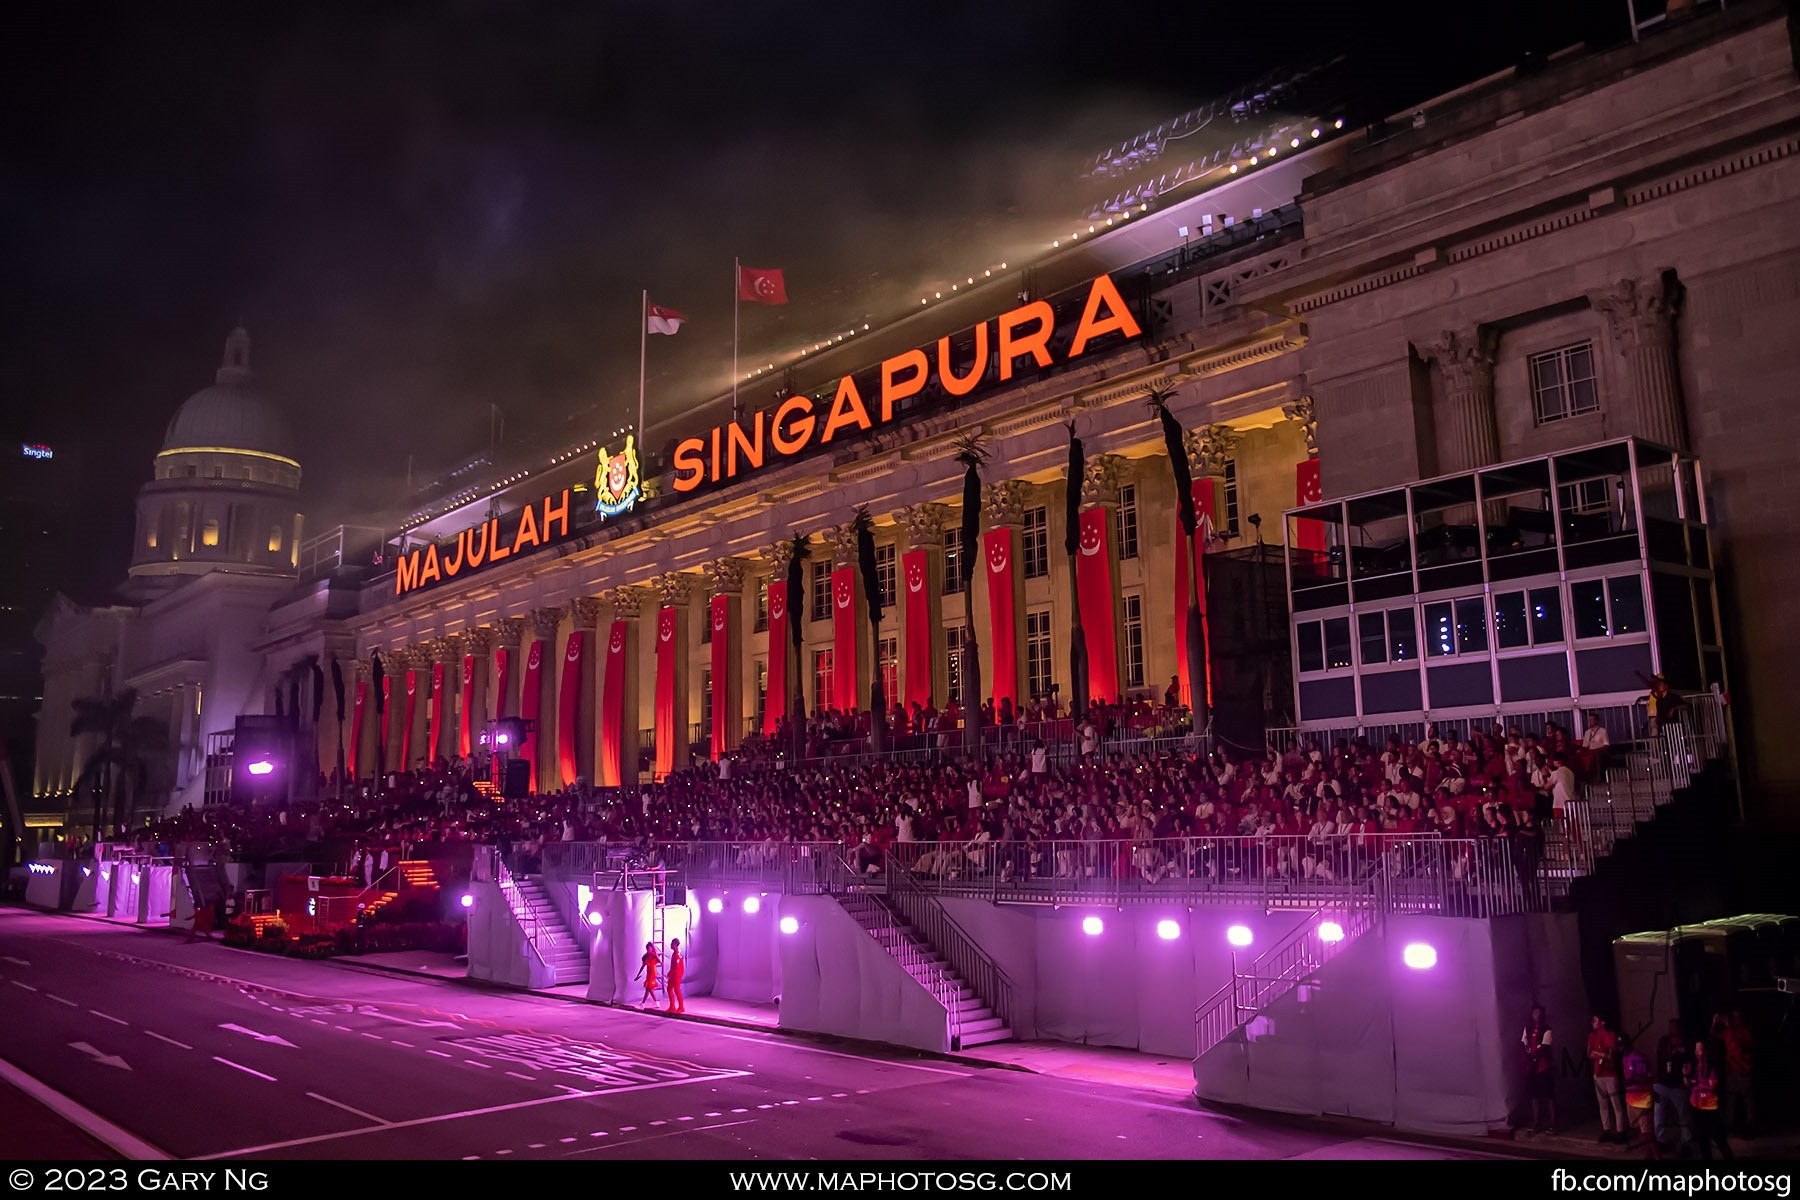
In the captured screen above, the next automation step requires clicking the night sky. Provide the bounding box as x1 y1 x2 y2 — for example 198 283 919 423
0 0 1606 603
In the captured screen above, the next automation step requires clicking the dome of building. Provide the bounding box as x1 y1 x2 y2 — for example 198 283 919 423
160 326 297 461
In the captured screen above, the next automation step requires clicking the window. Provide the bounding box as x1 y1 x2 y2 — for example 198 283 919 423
811 561 832 622
1530 342 1600 425
876 543 896 609
267 525 283 553
1358 612 1387 665
1323 616 1352 669
1572 575 1647 639
812 649 834 711
1297 621 1324 673
201 519 220 548
755 585 768 632
1027 609 1055 697
1121 596 1145 689
1118 486 1139 560
1560 478 1612 515
1493 586 1565 649
700 606 712 644
1022 506 1049 579
700 669 713 739
1388 608 1418 661
943 528 967 594
1222 460 1240 537
878 635 898 704
755 660 768 728
1423 597 1489 657
946 625 968 705
1299 616 1354 671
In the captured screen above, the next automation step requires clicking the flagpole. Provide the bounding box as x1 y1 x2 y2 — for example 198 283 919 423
732 257 740 421
637 289 648 448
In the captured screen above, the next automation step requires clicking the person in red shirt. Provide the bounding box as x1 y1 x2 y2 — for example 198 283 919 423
634 941 661 1007
1590 1015 1627 1143
664 938 686 1014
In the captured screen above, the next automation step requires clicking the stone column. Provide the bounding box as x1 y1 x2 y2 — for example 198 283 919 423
1281 393 1319 459
654 573 693 775
897 501 949 711
402 644 432 773
600 586 645 787
706 558 747 756
1590 273 1688 452
1420 326 1499 473
528 607 564 791
431 634 464 766
982 480 1030 709
463 626 494 759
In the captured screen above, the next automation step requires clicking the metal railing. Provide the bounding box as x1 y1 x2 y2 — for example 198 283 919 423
884 852 1015 1044
476 846 551 972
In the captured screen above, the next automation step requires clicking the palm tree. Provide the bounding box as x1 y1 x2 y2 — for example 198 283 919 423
852 507 888 754
1064 423 1090 723
69 689 172 839
953 434 987 753
1147 386 1209 734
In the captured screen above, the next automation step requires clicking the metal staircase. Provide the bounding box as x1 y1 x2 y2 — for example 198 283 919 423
495 855 588 985
834 890 1013 1048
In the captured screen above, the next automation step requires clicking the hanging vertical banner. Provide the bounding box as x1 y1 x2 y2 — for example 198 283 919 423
428 662 446 765
349 680 367 779
400 669 419 772
901 550 933 712
494 646 512 721
1075 507 1121 703
654 606 678 777
982 529 1019 709
765 581 788 736
1295 457 1326 555
519 640 545 790
459 655 476 757
557 631 584 787
1174 480 1218 708
709 595 730 761
601 620 629 787
831 567 858 712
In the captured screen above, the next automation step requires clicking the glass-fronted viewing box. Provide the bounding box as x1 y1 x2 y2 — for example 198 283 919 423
1283 438 1723 726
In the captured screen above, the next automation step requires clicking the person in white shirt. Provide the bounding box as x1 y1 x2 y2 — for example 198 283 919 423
967 778 982 810
1581 717 1611 752
1079 721 1099 758
1030 741 1048 775
1549 754 1578 820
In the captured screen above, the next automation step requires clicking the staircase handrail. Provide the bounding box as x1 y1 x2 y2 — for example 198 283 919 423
821 853 961 1030
883 851 1016 1035
489 848 550 971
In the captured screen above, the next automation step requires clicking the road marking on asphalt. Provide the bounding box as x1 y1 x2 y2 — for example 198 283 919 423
505 1071 536 1081
0 1052 169 1160
705 1111 722 1117
334 1025 354 1032
495 1149 512 1155
70 1042 130 1070
466 1060 493 1069
306 1092 391 1125
48 994 77 1007
390 1040 414 1048
11 981 38 992
649 1120 667 1126
1 956 30 967
145 1031 193 1051
620 1126 637 1132
311 1019 329 1025
90 1010 129 1026
360 1033 384 1041
199 1074 753 1159
213 1056 276 1082
219 1023 297 1048
462 1156 479 1161
559 1137 576 1143
528 1143 546 1149
555 1084 586 1095
715 1031 970 1075
565 1119 753 1155
427 1050 453 1058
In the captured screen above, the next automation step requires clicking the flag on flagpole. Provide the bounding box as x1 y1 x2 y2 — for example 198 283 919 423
737 265 788 305
646 302 687 336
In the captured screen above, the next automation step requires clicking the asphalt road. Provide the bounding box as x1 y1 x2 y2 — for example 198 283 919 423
0 907 1489 1162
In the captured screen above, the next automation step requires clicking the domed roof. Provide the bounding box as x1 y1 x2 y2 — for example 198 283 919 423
161 327 297 461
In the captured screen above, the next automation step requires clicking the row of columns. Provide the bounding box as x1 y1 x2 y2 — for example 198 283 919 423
353 434 1274 789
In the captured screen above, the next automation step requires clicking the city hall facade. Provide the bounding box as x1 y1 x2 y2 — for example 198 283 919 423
32 2 1800 819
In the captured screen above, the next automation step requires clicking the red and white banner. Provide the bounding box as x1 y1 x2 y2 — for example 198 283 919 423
654 606 679 778
349 680 367 779
1173 480 1217 708
428 662 446 765
520 640 546 791
831 567 858 712
600 621 630 787
646 302 687 336
765 581 788 735
982 529 1019 709
709 595 730 761
1295 457 1326 555
1075 507 1121 703
737 265 788 305
400 670 419 772
901 549 933 712
459 655 476 757
494 646 511 720
557 631 584 787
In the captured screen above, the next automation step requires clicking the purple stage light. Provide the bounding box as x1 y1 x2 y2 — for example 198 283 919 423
1156 920 1180 941
496 733 509 745
1403 942 1437 970
779 916 799 935
742 896 760 915
1226 924 1254 947
1318 920 1345 944
706 897 724 914
246 760 275 776
1081 916 1104 936
586 911 603 927
459 893 474 909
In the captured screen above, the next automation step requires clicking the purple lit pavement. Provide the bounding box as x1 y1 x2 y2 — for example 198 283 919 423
0 908 1502 1161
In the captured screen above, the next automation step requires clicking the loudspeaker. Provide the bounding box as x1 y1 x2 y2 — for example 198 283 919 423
503 758 532 799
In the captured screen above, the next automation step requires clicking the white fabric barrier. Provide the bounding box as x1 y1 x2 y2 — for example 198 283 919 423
776 895 950 1055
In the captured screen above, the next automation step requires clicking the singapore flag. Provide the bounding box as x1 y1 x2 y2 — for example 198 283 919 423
646 302 687 336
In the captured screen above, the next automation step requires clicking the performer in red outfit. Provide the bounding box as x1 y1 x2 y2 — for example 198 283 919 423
634 940 661 1007
665 937 686 1013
